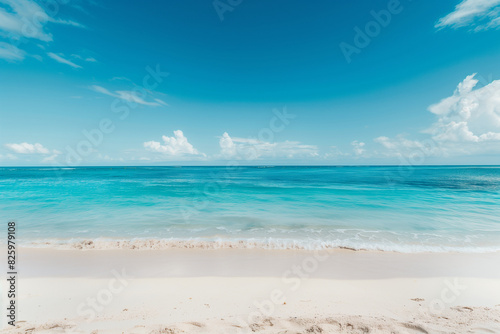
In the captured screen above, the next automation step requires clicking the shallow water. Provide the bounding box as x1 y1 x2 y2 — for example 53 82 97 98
1 166 500 252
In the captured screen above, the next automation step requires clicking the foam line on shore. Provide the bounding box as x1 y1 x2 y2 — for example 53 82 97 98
14 237 500 253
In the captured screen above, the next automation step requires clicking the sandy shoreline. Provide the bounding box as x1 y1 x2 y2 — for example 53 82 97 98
21 238 500 253
2 248 500 333
16 247 500 279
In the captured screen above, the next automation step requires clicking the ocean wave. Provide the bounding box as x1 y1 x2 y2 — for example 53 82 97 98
16 237 500 253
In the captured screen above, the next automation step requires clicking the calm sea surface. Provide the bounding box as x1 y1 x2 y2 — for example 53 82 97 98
1 166 500 252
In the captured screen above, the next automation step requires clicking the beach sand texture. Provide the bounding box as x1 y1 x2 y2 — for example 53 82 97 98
1 248 499 333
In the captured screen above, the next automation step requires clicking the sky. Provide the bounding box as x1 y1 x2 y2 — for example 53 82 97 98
1 0 500 166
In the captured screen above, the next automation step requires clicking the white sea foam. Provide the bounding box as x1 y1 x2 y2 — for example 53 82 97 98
16 237 500 253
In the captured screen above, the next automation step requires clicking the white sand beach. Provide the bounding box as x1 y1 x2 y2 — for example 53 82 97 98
2 247 500 333
3 0 500 332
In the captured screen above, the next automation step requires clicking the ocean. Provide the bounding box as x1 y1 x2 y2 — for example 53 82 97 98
1 166 500 252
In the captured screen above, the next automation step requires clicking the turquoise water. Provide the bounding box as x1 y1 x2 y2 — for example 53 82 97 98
1 166 500 252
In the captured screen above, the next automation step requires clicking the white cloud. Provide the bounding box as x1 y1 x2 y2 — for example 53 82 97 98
219 132 237 157
41 154 59 163
90 85 113 95
0 0 54 41
436 0 500 30
2 142 62 164
322 146 348 159
144 130 204 157
351 140 366 156
375 74 500 158
426 74 500 142
154 98 168 106
71 54 97 62
90 85 165 107
52 18 84 28
0 42 25 61
374 135 443 158
114 91 158 106
47 52 82 68
0 0 83 41
0 0 85 61
218 132 319 160
5 142 50 154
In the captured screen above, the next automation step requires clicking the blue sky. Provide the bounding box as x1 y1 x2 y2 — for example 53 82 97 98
1 0 500 165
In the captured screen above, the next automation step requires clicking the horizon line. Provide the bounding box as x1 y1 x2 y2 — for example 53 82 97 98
2 165 500 168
